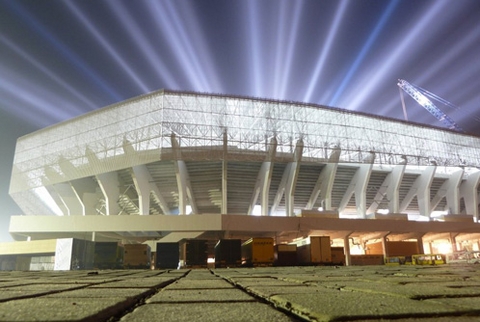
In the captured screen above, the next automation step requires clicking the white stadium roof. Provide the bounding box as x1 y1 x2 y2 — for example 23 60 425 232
8 90 480 243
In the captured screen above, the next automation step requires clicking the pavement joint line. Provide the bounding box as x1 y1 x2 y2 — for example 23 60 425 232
265 295 480 322
212 268 480 321
0 282 96 304
107 269 191 322
211 270 307 322
411 293 480 300
144 299 258 304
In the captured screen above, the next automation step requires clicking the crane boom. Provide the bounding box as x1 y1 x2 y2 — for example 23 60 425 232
397 79 462 132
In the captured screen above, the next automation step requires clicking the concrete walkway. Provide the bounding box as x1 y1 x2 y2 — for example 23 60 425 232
1 265 480 321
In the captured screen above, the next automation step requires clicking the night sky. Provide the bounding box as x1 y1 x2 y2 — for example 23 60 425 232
1 0 479 241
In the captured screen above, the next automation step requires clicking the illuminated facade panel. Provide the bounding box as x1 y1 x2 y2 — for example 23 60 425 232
8 90 480 221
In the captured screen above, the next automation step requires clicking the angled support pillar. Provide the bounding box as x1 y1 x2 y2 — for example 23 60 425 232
247 138 277 216
459 169 480 222
387 161 407 213
96 172 120 216
58 156 100 216
123 139 151 215
130 166 170 215
53 183 83 216
222 130 228 214
41 177 68 216
271 139 303 217
367 162 406 214
171 133 198 215
338 152 375 218
399 164 437 218
431 168 464 214
70 177 99 216
306 147 341 210
58 156 80 181
131 165 151 215
285 140 303 217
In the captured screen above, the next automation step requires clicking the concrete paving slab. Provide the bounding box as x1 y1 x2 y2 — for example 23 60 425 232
165 279 234 289
120 302 296 322
425 297 480 311
239 285 327 298
1 283 86 292
337 280 480 299
0 289 51 301
222 277 296 288
0 297 136 321
1 266 480 321
353 316 480 322
147 288 255 303
268 290 466 321
44 287 152 299
182 270 219 279
91 277 177 288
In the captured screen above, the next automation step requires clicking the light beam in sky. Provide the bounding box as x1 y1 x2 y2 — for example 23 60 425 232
64 1 151 93
346 0 448 111
0 35 97 112
303 0 348 104
246 0 263 97
276 1 303 100
105 1 181 90
5 0 122 101
328 0 399 108
146 1 219 93
0 66 79 126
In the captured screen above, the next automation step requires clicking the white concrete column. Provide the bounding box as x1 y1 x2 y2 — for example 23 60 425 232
399 165 436 218
222 131 228 214
338 152 375 218
381 234 390 258
260 161 274 217
175 161 188 215
171 133 197 215
58 158 98 215
131 165 170 215
70 177 99 216
459 169 480 221
43 184 69 216
53 183 83 216
261 139 278 216
416 235 424 254
96 172 120 216
450 233 459 252
387 162 407 213
42 168 68 215
306 147 340 210
367 163 406 214
131 165 152 215
431 168 464 214
248 161 273 216
271 139 303 217
344 234 352 266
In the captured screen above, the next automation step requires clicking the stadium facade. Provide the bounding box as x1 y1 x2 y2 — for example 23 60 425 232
7 90 480 260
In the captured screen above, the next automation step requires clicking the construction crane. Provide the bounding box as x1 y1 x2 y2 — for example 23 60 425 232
397 79 462 132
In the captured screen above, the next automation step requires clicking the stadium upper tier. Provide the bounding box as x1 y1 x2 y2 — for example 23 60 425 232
9 90 480 224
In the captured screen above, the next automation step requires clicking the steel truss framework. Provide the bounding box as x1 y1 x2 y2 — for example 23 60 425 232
9 90 480 218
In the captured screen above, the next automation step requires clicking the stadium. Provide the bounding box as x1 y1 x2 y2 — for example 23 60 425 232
4 89 480 268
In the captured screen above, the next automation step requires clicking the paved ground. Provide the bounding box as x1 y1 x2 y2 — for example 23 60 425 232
1 265 480 321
